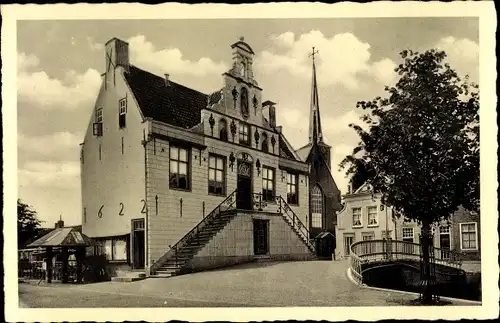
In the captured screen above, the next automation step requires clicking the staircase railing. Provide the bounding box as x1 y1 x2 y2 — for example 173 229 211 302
348 239 463 284
150 190 238 274
275 195 315 252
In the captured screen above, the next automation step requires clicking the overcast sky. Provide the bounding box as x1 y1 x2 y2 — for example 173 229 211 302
17 18 479 227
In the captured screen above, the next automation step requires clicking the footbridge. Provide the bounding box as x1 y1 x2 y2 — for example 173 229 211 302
349 239 464 285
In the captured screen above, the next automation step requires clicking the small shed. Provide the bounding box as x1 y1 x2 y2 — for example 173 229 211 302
315 231 336 260
27 227 93 283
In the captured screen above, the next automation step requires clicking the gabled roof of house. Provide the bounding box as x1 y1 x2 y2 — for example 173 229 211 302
124 65 208 129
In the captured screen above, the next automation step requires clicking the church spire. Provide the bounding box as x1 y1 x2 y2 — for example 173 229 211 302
308 47 323 144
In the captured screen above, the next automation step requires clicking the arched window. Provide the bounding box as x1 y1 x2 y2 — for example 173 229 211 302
219 119 228 141
311 185 323 228
261 132 269 152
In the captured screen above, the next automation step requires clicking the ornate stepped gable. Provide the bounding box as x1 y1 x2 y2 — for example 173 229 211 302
123 64 301 162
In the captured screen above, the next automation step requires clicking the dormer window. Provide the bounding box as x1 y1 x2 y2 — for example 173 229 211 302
219 119 228 141
93 108 103 136
119 98 127 129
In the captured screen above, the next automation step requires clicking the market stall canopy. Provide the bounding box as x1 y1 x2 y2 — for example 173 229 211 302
27 227 93 248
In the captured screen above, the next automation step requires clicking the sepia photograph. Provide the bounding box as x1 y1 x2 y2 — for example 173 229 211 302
2 2 498 322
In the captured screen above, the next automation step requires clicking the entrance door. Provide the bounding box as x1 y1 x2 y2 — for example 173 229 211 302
237 161 253 210
344 235 354 256
439 226 451 259
131 219 145 269
253 219 269 255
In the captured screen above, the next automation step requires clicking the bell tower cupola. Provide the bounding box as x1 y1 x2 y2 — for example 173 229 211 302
229 37 257 86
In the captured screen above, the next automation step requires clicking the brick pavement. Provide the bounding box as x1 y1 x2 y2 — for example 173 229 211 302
19 260 475 307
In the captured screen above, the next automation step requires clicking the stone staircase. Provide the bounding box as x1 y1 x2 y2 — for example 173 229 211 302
151 210 237 277
149 190 238 278
149 191 316 278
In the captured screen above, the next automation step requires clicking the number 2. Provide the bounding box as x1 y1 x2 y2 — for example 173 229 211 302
119 203 124 216
141 199 147 214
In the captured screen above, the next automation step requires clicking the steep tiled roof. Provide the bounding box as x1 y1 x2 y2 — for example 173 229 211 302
279 136 296 159
208 89 223 106
124 65 208 129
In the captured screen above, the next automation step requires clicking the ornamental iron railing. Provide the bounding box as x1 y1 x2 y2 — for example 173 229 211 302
349 239 463 285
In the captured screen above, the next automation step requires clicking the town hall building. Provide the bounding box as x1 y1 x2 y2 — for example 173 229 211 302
80 36 341 277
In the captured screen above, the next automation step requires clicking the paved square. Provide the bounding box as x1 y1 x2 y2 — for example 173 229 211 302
19 260 475 307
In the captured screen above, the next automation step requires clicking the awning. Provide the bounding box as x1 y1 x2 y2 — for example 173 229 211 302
27 227 93 248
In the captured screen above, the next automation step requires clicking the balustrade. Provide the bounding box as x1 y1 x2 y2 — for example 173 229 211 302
348 239 463 284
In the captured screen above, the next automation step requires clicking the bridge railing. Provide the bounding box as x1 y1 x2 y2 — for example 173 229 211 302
349 239 463 284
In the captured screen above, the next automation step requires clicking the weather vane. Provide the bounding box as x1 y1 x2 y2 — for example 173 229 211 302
309 47 319 63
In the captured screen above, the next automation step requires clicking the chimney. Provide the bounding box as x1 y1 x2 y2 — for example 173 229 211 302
164 73 170 87
55 215 64 229
262 100 277 128
105 38 130 72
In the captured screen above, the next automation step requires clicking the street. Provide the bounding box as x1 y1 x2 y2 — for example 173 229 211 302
18 260 475 308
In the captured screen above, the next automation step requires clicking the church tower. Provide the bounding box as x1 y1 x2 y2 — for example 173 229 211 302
295 47 342 254
308 47 331 166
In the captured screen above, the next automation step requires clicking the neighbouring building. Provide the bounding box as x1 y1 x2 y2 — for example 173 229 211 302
335 182 481 262
335 182 396 259
80 37 342 277
397 206 481 261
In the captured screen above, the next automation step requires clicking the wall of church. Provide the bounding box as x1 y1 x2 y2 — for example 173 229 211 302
308 146 342 237
187 212 314 272
81 67 147 240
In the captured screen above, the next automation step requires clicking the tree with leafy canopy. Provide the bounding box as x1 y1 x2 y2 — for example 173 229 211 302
340 48 479 303
17 199 43 248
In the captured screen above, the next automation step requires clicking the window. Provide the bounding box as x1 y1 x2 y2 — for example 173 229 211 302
362 232 375 253
402 227 414 242
239 123 250 145
286 172 299 205
169 146 190 190
208 155 226 195
311 185 323 228
96 108 103 123
261 132 269 152
262 167 275 202
367 206 378 226
219 119 228 141
119 98 127 129
460 222 477 250
382 230 392 239
112 238 127 261
94 237 127 261
352 208 362 227
93 108 103 136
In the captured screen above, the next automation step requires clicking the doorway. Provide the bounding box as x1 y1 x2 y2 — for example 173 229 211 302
344 235 355 256
253 219 269 255
131 219 145 269
237 161 253 210
439 226 451 259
